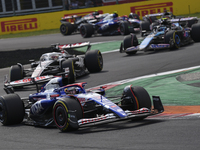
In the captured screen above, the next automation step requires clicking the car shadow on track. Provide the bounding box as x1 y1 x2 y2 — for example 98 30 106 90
68 119 165 134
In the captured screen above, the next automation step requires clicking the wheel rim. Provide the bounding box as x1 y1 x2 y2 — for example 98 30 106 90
61 25 66 33
54 105 68 127
98 52 103 69
174 34 180 45
120 24 125 35
0 103 5 123
80 26 86 36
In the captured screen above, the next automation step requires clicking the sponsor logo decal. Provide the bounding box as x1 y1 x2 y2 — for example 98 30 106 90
1 18 38 32
131 2 173 17
31 101 44 115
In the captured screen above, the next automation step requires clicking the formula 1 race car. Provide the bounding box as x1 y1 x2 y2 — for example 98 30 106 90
4 42 103 88
80 12 140 38
141 11 196 32
60 11 109 35
120 17 200 55
0 76 164 132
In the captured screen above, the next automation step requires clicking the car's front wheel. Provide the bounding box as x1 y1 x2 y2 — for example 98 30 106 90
0 94 25 125
165 30 181 50
53 97 83 132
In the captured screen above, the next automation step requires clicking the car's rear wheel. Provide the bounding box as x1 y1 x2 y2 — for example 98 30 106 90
53 97 83 132
0 94 25 125
119 21 130 35
148 16 157 23
10 64 24 82
191 23 200 42
140 21 150 31
61 59 76 84
80 23 94 38
85 50 103 73
60 23 74 35
165 30 181 49
187 18 198 28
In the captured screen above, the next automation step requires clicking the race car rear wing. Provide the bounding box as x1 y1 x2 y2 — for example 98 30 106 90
51 41 91 52
169 17 198 23
144 13 165 18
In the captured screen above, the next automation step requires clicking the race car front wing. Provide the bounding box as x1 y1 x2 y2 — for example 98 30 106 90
68 96 164 128
125 44 170 53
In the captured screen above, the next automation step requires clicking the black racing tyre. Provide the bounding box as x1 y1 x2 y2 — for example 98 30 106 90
164 30 181 49
187 18 198 28
129 13 140 20
191 23 200 42
0 94 25 125
148 16 157 23
119 21 130 35
10 65 24 82
80 23 94 38
121 86 151 120
121 85 151 110
85 50 103 73
123 34 138 55
140 21 150 31
61 59 76 84
53 97 83 132
60 23 74 35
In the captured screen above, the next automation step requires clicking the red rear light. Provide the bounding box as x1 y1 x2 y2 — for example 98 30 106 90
50 94 60 97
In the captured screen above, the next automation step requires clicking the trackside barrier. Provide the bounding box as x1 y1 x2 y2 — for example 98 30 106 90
0 0 199 35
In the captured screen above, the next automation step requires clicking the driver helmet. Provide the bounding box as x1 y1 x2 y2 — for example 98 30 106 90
92 10 99 16
163 10 171 18
113 11 118 18
161 18 168 25
64 87 79 94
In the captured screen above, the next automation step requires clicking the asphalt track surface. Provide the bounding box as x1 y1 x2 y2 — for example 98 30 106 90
0 33 200 149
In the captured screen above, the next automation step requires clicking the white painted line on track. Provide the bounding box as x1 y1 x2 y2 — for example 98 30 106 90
88 65 200 89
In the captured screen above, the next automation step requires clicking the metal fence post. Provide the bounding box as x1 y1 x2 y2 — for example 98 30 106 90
11 0 16 15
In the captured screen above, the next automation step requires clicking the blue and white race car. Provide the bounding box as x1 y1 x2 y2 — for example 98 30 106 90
80 12 140 38
120 17 200 55
0 76 164 132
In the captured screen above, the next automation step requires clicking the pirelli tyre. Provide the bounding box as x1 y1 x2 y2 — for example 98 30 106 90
121 34 138 55
61 59 76 84
121 85 151 120
140 21 150 32
191 23 200 42
60 23 74 35
164 30 181 50
148 16 158 23
187 18 198 28
53 97 83 132
85 50 103 73
0 94 25 125
119 21 130 35
80 23 94 38
10 64 24 82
